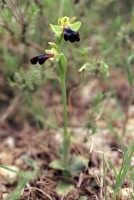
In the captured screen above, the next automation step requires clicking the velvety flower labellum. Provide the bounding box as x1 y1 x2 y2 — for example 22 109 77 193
30 53 54 65
63 28 80 43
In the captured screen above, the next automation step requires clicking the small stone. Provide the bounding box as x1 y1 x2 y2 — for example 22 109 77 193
15 158 24 167
0 152 14 165
117 188 134 200
4 136 15 148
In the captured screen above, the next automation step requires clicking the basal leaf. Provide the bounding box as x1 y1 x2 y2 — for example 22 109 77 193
49 160 64 170
56 181 74 196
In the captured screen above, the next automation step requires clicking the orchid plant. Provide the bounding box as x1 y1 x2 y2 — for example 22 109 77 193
30 16 81 175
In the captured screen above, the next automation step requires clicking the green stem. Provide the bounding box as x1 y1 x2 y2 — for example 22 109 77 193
61 76 69 171
59 0 65 17
57 40 69 172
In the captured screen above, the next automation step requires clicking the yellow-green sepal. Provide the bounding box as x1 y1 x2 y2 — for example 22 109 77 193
70 21 81 31
50 24 63 36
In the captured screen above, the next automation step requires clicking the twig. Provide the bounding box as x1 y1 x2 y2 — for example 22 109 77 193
16 0 27 43
5 0 21 24
0 93 22 125
30 187 53 200
24 40 44 52
16 0 24 25
0 23 14 36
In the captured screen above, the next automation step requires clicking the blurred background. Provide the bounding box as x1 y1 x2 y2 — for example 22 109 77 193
0 0 134 128
0 0 134 133
0 0 134 199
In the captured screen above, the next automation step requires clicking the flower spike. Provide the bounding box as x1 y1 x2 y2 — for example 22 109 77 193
50 16 81 43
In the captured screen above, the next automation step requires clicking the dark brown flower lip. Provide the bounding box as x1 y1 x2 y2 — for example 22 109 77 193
63 27 80 43
30 53 54 65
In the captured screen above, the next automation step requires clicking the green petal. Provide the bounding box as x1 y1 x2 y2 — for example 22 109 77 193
70 21 81 31
70 16 76 23
50 24 63 36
